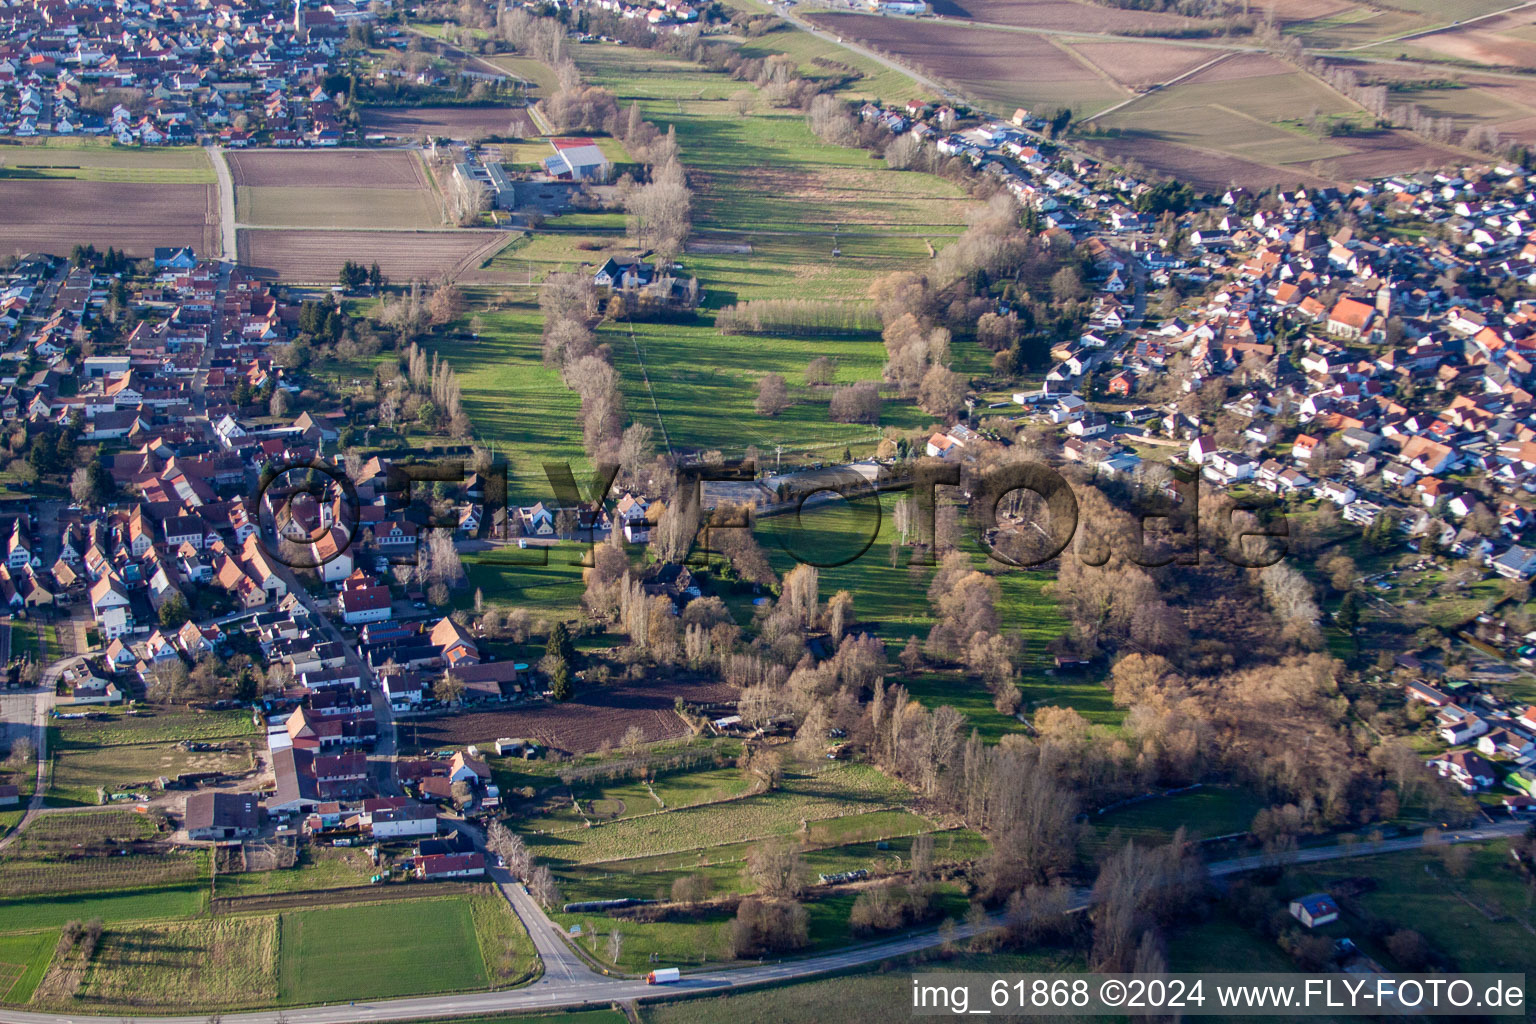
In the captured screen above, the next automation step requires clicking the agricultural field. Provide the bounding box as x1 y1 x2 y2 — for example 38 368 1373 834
805 13 1127 116
0 930 57 1004
1091 53 1464 187
225 148 431 189
1063 39 1224 92
1384 13 1536 69
557 821 987 906
0 885 208 934
525 766 755 832
0 810 205 898
0 142 214 183
718 0 919 101
524 762 921 867
51 916 279 1011
568 42 970 235
0 180 217 258
903 670 1026 744
236 184 442 230
359 105 538 140
1370 71 1536 147
400 674 735 754
237 228 507 283
14 891 533 1010
276 897 491 1004
750 497 1079 670
226 147 444 230
931 0 1202 35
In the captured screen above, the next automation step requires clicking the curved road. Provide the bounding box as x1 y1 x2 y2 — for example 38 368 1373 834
0 820 1519 1024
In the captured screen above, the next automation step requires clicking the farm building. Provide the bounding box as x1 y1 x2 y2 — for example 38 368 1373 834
544 138 612 182
1288 893 1340 928
185 791 264 840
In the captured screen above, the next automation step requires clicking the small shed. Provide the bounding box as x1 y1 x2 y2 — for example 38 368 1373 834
1288 893 1340 929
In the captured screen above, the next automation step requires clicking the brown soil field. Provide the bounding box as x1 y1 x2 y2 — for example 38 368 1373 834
807 13 1125 113
1305 128 1468 180
1179 52 1299 85
1064 40 1224 89
360 106 538 139
236 184 443 230
1410 16 1536 69
236 228 507 283
1456 75 1536 143
402 678 737 755
1264 0 1357 20
225 148 429 189
0 180 215 257
1085 135 1335 190
929 0 1201 34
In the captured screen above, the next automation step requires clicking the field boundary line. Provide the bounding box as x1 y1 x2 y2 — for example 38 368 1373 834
1343 0 1536 51
1047 36 1131 96
1081 51 1235 123
623 316 673 456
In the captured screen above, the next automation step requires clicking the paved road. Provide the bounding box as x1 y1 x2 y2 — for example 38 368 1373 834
206 145 237 261
1342 0 1536 51
0 672 59 853
0 820 1520 1024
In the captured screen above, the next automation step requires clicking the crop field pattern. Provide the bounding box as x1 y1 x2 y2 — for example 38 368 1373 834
525 763 921 866
277 899 487 1004
0 144 214 183
0 811 203 898
225 148 511 281
1090 53 1465 187
360 106 538 139
0 180 217 257
932 0 1202 34
810 14 1128 116
58 916 279 1011
237 229 506 284
404 676 736 754
228 149 442 230
225 149 430 188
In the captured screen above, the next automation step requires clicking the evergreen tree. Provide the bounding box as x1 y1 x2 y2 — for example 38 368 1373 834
547 620 575 665
549 659 572 701
1336 591 1360 633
